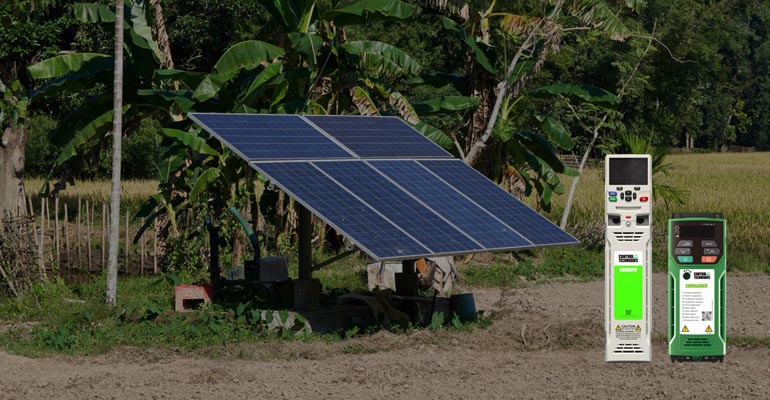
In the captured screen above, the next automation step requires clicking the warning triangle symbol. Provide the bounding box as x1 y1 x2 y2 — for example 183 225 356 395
616 325 622 331
682 325 689 333
635 325 641 331
706 325 713 333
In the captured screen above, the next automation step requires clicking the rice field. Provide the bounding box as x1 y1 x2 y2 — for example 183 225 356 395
544 152 770 272
24 178 157 212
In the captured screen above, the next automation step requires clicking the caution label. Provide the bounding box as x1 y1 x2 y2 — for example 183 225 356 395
679 269 715 335
614 324 642 341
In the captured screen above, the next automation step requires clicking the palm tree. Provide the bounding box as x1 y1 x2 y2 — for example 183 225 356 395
106 0 125 306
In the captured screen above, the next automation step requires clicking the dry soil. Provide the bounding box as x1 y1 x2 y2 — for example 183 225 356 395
1 272 770 399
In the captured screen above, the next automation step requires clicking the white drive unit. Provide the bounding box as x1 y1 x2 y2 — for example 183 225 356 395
605 155 652 362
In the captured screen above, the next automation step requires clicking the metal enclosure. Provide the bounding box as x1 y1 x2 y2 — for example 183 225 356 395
605 155 653 362
668 214 727 362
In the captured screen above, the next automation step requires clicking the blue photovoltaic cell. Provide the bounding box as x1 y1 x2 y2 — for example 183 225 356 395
190 114 353 160
370 160 532 249
306 115 452 159
315 161 482 254
253 162 430 259
419 159 579 246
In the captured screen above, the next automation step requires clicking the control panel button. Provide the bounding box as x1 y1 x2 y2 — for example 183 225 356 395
620 193 625 200
625 190 632 196
704 248 720 256
609 196 617 202
633 193 637 200
609 191 617 196
640 196 649 202
702 240 717 247
634 187 641 190
701 256 717 263
616 186 623 191
677 256 693 263
674 248 691 255
677 240 693 247
626 196 632 202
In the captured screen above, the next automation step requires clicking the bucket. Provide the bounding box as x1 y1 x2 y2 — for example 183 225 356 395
450 293 477 321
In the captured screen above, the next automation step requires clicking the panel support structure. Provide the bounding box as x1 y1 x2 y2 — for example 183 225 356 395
295 204 319 310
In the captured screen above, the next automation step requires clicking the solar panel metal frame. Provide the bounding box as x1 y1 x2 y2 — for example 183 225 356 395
188 113 579 261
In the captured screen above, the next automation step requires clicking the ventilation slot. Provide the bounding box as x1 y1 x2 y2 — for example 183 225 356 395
612 232 644 242
683 338 712 348
613 343 643 353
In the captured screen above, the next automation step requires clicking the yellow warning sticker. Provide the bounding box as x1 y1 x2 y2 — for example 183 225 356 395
682 325 689 333
635 325 641 331
616 325 622 331
706 325 713 333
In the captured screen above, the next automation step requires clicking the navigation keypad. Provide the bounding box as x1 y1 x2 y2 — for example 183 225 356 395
671 221 724 265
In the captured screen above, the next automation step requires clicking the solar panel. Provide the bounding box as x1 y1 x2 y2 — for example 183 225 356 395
191 113 579 261
369 160 533 250
306 115 453 159
253 162 430 260
419 159 579 246
189 113 353 160
315 161 483 254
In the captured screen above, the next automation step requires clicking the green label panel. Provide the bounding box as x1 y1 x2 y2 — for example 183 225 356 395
614 265 643 320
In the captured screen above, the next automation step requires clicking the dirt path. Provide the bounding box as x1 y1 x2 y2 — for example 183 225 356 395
1 272 769 399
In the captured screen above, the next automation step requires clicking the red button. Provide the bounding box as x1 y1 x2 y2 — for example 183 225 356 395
640 196 649 202
701 256 717 263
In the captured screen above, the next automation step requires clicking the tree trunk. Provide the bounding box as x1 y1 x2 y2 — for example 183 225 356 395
0 125 27 216
149 0 174 69
106 0 124 306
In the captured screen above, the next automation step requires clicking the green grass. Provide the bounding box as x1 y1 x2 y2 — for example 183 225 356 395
459 246 604 287
0 274 335 357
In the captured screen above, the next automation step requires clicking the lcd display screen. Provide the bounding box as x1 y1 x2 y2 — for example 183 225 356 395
679 225 716 238
609 158 649 185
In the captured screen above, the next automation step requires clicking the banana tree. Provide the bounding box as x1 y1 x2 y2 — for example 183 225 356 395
26 0 177 193
415 0 644 208
496 83 619 211
133 0 480 257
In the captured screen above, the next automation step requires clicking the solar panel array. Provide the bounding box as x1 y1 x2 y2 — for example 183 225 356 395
190 113 579 261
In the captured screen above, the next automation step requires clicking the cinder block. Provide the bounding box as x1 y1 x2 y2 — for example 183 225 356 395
174 284 213 312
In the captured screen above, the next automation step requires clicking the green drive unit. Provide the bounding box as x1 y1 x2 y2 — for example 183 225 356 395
668 213 726 362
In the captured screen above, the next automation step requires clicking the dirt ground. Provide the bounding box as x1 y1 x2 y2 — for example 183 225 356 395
2 272 770 399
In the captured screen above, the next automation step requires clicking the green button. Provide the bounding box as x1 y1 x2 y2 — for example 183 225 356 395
677 256 693 263
609 196 617 202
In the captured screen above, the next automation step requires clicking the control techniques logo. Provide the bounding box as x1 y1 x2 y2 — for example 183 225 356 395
618 254 640 263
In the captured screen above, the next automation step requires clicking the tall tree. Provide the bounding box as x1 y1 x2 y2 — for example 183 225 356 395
0 0 69 215
106 0 125 306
